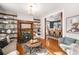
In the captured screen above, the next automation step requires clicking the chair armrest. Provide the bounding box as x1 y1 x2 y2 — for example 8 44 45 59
2 40 16 55
59 44 71 51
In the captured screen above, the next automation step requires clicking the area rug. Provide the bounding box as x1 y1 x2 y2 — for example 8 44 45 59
25 46 49 55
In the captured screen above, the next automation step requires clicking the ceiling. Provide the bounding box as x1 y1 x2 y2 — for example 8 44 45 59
0 3 79 19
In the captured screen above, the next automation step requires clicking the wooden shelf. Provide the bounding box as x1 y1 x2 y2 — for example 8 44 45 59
0 23 17 24
0 17 17 20
0 12 17 17
21 28 32 31
33 27 40 29
19 20 33 24
0 32 17 34
0 17 6 20
21 28 32 30
33 21 40 23
10 37 17 39
0 12 17 43
33 20 41 36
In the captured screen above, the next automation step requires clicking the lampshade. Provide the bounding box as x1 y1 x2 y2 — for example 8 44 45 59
27 4 33 16
27 3 39 16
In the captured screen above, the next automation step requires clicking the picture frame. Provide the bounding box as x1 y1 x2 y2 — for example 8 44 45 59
66 15 79 33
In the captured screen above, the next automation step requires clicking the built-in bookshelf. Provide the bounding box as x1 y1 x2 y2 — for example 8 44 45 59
33 19 41 36
0 12 17 43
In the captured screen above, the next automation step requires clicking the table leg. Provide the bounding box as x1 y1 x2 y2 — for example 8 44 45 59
30 47 33 54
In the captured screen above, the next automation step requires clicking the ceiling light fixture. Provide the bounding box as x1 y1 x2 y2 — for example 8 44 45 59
27 3 39 16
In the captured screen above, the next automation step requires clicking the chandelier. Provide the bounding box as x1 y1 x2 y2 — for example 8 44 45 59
27 3 39 16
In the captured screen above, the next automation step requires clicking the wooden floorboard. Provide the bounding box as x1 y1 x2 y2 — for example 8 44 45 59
40 38 67 55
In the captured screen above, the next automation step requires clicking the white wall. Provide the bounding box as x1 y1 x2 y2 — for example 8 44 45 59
63 4 79 40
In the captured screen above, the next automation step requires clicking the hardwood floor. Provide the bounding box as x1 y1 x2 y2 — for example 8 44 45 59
17 43 25 55
17 38 67 55
40 38 67 55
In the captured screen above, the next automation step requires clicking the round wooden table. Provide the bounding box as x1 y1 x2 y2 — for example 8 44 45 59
26 39 41 54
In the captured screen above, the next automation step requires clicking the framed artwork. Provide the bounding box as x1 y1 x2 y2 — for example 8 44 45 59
66 15 79 33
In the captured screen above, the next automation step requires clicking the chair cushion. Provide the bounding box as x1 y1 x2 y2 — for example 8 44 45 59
58 38 64 43
75 40 79 44
2 40 16 55
59 44 71 51
60 44 71 48
63 37 76 45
